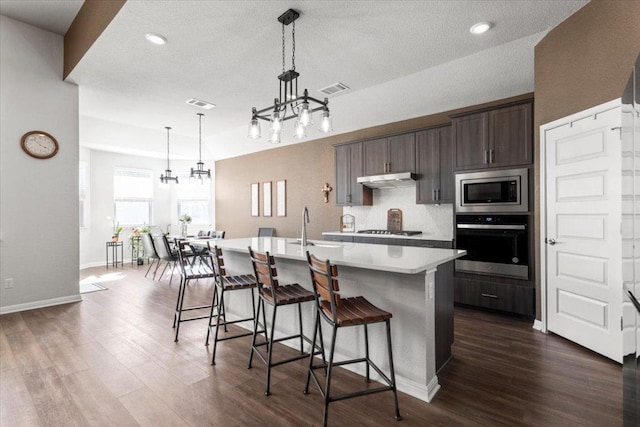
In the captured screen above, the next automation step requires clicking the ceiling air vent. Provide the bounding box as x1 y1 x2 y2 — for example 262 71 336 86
318 82 350 96
186 98 216 109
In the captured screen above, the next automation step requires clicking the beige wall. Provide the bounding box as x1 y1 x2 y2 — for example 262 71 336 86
216 93 533 240
534 0 640 318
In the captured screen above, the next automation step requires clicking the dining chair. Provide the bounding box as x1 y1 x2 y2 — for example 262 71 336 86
152 234 179 285
140 233 161 279
247 246 324 396
257 227 274 237
304 251 401 426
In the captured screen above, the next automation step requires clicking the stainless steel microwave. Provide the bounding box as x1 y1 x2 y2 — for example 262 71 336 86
455 167 528 213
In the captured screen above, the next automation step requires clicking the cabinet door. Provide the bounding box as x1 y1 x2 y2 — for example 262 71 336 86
438 126 454 203
489 102 532 168
388 133 415 173
452 111 489 170
416 129 439 204
362 138 387 175
348 142 366 205
335 145 350 205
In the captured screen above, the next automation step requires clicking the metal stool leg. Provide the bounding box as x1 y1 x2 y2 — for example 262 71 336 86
298 302 304 353
264 303 278 396
205 283 220 346
304 312 321 394
173 277 188 342
386 320 402 421
211 287 225 365
364 323 371 382
323 325 339 427
248 297 264 369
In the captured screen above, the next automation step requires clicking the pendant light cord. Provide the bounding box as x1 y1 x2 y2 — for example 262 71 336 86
198 113 203 162
165 126 171 170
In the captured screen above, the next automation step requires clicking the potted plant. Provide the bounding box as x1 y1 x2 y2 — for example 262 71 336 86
129 225 152 264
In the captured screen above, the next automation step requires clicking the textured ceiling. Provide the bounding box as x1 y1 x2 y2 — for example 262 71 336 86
2 1 589 161
0 0 83 35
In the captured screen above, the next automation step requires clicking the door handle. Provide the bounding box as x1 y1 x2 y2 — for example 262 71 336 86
547 238 560 245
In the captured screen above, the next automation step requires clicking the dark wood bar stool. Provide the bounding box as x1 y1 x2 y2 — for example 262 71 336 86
173 240 215 342
248 246 324 396
305 252 402 427
205 244 257 365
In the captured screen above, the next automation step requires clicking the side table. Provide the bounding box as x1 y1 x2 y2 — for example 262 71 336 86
106 241 124 268
130 236 143 265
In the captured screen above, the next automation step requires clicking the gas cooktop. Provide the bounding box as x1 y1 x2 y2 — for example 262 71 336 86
357 230 422 236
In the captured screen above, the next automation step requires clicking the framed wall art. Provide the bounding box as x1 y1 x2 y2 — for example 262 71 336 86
263 181 272 217
251 183 259 217
277 180 286 217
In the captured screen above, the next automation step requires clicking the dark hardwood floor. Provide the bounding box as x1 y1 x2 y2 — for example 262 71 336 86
0 264 623 426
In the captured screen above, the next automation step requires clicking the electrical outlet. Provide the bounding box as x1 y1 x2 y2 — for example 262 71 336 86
4 278 14 289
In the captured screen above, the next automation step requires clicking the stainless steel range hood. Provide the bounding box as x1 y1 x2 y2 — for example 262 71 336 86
357 172 416 189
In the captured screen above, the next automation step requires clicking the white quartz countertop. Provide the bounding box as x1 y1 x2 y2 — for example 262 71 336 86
203 237 465 274
322 231 454 242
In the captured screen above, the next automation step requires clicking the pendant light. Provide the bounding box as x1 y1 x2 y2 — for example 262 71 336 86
160 126 178 184
248 8 332 143
190 113 211 183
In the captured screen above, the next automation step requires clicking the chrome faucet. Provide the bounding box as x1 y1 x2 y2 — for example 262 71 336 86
301 206 310 246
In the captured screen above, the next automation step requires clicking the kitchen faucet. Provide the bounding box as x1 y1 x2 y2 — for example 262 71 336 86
301 206 310 246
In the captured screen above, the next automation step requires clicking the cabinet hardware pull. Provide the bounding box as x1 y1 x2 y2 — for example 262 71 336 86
490 149 495 164
432 189 436 200
436 189 440 200
484 150 488 164
481 293 498 299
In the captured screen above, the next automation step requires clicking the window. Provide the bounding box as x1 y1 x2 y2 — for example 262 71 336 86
176 173 211 224
114 167 153 225
79 161 88 228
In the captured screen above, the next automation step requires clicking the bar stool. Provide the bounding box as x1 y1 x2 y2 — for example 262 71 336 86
173 240 215 342
305 251 402 427
205 244 257 365
247 246 324 396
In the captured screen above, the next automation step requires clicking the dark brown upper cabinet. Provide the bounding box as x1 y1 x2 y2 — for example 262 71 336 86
416 125 453 204
363 133 416 176
452 101 532 170
335 142 372 206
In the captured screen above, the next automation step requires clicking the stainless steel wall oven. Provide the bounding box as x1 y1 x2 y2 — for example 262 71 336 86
455 215 529 280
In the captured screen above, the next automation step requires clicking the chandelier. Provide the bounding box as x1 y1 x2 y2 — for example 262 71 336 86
160 126 178 184
248 8 333 144
190 113 211 183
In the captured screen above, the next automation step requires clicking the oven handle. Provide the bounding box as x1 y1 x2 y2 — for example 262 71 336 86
456 224 526 230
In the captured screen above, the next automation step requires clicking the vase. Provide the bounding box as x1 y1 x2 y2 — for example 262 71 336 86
112 235 119 242
181 222 188 237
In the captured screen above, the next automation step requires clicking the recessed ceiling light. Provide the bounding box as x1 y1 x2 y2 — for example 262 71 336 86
470 22 492 35
145 33 167 45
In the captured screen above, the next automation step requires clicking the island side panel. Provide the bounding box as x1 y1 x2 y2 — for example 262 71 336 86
435 261 454 372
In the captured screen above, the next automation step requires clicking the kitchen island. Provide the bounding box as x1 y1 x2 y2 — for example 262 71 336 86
205 237 465 403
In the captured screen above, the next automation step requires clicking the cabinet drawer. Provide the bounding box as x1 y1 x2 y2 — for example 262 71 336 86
454 277 534 316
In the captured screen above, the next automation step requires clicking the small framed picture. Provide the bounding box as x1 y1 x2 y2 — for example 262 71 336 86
277 180 286 217
251 183 259 217
263 181 272 217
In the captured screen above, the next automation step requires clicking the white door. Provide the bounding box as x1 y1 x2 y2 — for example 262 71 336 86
542 101 623 363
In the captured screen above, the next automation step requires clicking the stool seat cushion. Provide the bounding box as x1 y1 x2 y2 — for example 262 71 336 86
222 274 256 290
261 283 315 305
321 296 392 326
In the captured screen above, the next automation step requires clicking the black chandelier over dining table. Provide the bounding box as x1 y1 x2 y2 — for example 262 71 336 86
248 8 333 144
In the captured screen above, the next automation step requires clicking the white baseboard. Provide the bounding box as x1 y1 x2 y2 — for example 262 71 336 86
0 294 82 315
80 258 138 270
532 319 546 333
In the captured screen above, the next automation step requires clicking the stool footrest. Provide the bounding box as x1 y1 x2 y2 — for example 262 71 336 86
174 314 211 323
178 304 212 312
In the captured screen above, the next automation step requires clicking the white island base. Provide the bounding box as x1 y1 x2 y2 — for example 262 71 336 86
206 237 465 403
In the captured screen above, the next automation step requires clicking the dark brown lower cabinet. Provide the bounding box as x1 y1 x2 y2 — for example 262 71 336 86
453 276 534 317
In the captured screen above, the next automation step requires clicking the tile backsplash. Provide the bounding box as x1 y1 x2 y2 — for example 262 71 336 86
343 187 454 239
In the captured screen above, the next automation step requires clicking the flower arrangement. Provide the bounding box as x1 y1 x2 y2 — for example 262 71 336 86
178 214 192 237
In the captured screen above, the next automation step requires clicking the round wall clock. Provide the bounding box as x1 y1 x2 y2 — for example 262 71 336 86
20 131 59 159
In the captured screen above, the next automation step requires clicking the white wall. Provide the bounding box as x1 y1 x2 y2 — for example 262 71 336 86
0 16 80 313
79 153 215 268
343 187 454 240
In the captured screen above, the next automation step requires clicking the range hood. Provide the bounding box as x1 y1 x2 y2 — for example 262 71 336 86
357 172 417 189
